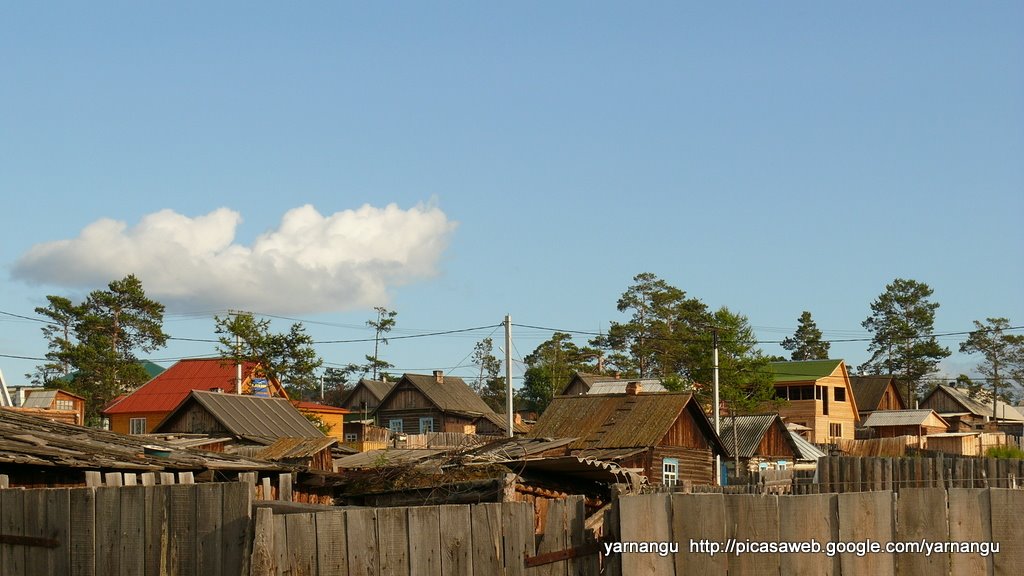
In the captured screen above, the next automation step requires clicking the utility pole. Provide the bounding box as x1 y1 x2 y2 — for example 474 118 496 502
228 309 244 394
505 314 513 438
712 327 721 485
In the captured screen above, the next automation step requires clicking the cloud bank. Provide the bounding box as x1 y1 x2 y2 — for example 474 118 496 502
12 203 457 314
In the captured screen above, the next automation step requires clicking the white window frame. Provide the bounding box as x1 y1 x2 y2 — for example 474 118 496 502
388 419 404 433
419 417 435 434
344 432 358 442
129 417 147 435
56 399 75 411
662 457 679 487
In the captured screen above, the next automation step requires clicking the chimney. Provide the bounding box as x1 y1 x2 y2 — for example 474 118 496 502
626 381 642 396
434 370 444 384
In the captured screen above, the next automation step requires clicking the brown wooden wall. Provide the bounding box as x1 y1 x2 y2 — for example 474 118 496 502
757 424 797 459
157 403 228 435
658 406 710 450
342 386 386 413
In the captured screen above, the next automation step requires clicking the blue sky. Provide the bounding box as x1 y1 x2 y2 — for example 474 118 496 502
2 3 1021 390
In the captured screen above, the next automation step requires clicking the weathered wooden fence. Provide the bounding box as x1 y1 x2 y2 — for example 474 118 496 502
615 488 1024 576
815 455 1024 493
250 495 600 576
0 481 251 576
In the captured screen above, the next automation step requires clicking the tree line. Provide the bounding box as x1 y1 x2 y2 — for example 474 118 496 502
28 272 1023 424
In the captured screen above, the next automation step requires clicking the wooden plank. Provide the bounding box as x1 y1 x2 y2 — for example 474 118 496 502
315 510 348 576
262 477 273 501
470 503 502 576
1 487 26 576
672 493 727 576
105 472 123 487
990 489 1024 576
285 513 317 576
69 488 96 576
779 493 838 576
249 508 275 576
837 491 895 576
568 496 596 576
124 474 138 487
140 473 156 487
118 485 146 576
726 494 781 576
144 485 169 576
618 493 674 576
46 488 71 576
438 505 472 576
603 493 622 576
22 489 52 576
535 497 571 576
278 473 292 502
160 472 176 486
94 487 121 575
273 514 288 576
895 488 949 576
408 506 441 576
377 506 410 576
347 507 380 576
168 484 197 576
947 488 992 576
222 481 252 576
500 502 533 576
178 472 195 485
195 483 223 574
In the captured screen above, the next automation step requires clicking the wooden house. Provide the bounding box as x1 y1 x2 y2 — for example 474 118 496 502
718 414 801 473
769 359 859 443
102 358 288 434
339 378 395 420
559 372 667 396
292 401 350 439
4 389 86 425
860 409 950 447
375 371 508 435
526 389 728 486
153 390 324 445
919 384 1024 428
849 375 907 420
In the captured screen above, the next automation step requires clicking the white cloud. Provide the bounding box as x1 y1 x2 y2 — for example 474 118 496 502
12 202 457 313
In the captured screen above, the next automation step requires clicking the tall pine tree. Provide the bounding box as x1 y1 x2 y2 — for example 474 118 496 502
781 311 830 360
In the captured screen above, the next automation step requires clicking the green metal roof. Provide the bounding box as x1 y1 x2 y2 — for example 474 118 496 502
769 359 843 383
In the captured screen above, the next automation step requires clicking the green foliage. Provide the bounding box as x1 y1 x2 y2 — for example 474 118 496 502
215 312 322 400
33 274 169 424
781 311 830 361
859 278 950 405
471 337 507 412
959 317 1024 408
519 332 600 413
985 445 1024 459
320 367 351 406
591 272 709 379
340 307 398 382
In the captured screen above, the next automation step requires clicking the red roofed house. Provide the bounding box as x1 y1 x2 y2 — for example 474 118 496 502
102 358 288 434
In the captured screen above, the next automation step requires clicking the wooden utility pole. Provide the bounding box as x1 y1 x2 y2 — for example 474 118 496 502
505 315 513 438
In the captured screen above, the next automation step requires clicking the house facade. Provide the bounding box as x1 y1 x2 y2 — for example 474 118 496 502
919 384 1024 428
770 359 859 443
102 358 288 434
375 371 497 435
339 378 395 420
527 389 727 486
6 389 87 425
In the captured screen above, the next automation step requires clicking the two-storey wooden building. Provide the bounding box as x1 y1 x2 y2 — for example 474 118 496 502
770 359 859 443
849 375 907 420
375 371 498 435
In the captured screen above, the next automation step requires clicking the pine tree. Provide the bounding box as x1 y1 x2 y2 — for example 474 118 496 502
781 311 830 360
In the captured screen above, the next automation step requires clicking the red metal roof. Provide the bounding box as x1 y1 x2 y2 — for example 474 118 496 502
292 401 350 415
102 358 272 415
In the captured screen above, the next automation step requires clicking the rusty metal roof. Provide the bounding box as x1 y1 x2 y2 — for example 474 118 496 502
257 436 338 461
527 392 727 454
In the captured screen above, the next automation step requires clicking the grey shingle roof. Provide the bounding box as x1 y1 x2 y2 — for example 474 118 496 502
398 373 493 415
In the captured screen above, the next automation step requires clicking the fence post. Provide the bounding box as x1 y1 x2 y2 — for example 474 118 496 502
250 507 276 576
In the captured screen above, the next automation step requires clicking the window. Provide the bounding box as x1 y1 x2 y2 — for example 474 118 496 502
56 399 75 411
419 417 435 434
344 432 358 442
829 423 842 439
834 387 846 402
129 418 147 435
388 419 404 433
662 458 679 487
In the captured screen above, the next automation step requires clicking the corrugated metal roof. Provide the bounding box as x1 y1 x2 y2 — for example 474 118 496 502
787 431 826 460
718 414 783 459
527 392 727 454
104 358 279 415
156 390 324 439
257 436 337 460
861 409 947 428
769 359 843 383
468 437 576 460
21 390 58 408
586 380 667 395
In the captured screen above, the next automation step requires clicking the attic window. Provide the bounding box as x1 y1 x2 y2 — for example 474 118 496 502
834 387 846 402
